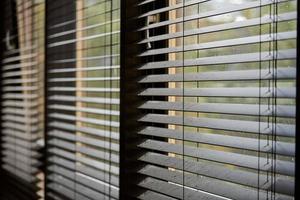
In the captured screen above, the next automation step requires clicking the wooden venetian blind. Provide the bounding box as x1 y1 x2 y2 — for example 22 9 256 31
46 0 120 199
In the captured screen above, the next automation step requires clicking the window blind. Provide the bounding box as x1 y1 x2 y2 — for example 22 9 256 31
46 0 120 199
0 0 45 199
129 0 297 199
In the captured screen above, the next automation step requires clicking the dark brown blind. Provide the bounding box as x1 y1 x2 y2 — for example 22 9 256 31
128 0 297 199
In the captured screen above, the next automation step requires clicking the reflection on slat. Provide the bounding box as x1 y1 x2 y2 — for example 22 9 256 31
0 0 44 199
